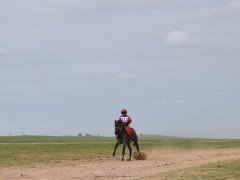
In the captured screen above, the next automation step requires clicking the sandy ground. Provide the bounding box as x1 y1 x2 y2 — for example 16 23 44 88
1 148 240 180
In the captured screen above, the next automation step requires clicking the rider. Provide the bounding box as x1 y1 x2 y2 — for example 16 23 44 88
118 108 132 137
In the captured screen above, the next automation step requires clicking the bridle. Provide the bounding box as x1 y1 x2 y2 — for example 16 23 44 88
115 124 123 135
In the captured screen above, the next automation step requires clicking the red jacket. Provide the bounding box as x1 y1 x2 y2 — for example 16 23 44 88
118 115 132 124
118 115 132 136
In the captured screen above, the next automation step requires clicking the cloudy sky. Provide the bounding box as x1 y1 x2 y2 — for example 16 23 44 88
0 0 240 138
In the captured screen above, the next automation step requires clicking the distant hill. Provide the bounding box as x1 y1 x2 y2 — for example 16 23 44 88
0 134 221 143
0 135 115 143
138 134 188 140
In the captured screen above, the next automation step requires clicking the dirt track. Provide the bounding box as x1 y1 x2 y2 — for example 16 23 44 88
1 148 240 180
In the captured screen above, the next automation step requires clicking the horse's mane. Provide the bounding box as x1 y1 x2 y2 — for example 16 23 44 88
115 120 122 127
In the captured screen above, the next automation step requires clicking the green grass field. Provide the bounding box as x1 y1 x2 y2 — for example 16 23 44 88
0 135 240 168
156 159 240 180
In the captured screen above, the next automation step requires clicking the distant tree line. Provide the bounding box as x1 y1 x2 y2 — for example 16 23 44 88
77 133 101 137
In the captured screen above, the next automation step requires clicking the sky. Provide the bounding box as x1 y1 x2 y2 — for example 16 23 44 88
0 0 240 138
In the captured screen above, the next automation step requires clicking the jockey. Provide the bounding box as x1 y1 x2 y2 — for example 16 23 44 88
118 109 132 137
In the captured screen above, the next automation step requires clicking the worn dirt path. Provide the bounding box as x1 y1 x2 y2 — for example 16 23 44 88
1 148 240 180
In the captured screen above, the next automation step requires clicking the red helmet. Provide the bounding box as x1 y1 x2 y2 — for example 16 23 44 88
121 109 127 114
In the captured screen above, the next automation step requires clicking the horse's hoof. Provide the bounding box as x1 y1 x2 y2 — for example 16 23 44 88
126 159 131 161
121 159 124 161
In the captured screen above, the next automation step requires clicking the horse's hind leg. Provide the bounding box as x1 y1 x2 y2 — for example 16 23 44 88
126 142 132 161
134 141 140 155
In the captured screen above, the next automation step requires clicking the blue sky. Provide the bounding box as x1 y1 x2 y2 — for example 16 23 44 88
0 0 240 138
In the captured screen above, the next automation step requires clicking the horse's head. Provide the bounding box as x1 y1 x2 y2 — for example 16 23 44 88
114 120 122 135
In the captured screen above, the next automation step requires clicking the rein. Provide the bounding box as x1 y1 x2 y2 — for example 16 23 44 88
115 127 121 132
115 126 123 135
115 127 121 131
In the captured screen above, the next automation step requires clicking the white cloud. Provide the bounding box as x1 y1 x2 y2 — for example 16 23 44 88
211 1 240 16
175 1 240 25
47 73 65 80
0 48 7 55
197 35 239 55
209 91 222 95
196 1 240 21
163 31 203 46
102 0 171 5
155 99 186 105
163 31 189 46
116 74 138 80
155 100 169 105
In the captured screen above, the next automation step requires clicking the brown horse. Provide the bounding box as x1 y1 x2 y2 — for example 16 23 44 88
113 120 140 161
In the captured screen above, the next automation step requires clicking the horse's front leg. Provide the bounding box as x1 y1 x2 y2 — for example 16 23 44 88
112 141 120 156
122 142 127 161
126 142 132 161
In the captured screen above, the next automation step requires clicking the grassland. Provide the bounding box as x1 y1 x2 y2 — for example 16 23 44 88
0 136 114 166
156 158 240 180
0 135 240 167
